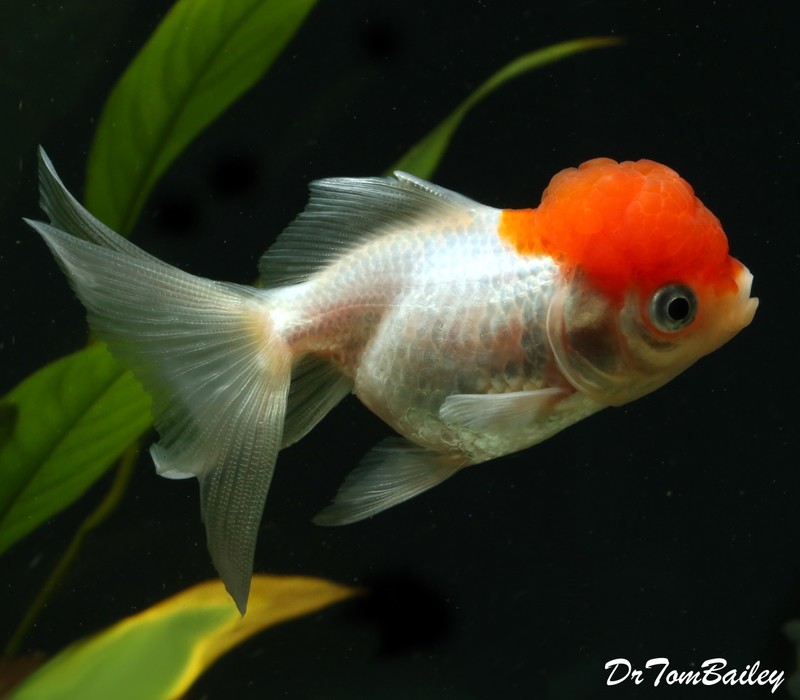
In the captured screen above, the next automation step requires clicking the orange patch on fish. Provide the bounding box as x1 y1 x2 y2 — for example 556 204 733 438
498 159 736 301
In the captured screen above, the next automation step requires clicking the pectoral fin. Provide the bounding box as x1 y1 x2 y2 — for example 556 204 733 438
439 388 568 436
313 438 465 526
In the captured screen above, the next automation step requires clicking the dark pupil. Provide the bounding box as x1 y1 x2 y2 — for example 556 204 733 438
667 296 690 321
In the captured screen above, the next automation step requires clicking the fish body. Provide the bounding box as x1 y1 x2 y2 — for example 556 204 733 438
26 152 757 612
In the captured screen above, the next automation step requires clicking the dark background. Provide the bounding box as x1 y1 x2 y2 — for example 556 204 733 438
1 1 798 698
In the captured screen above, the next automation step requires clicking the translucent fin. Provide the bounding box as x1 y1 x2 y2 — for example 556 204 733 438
283 355 352 448
259 171 486 288
313 438 464 526
26 152 293 613
36 147 161 262
439 388 567 435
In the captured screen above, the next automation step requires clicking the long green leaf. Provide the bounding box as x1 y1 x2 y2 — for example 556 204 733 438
391 37 622 178
0 345 151 555
7 575 357 700
85 0 317 234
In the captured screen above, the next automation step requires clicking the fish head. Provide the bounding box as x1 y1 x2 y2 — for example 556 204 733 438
535 158 758 406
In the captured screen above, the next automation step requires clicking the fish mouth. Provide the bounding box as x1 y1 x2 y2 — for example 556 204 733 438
732 263 758 330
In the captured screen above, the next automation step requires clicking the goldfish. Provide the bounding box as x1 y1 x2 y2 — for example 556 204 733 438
26 149 757 612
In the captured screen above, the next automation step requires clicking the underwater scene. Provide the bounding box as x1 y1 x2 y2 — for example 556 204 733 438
0 0 797 697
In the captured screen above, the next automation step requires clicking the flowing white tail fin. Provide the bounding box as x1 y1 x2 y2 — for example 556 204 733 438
25 148 292 613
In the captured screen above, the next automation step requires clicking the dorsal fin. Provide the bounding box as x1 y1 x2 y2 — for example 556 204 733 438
258 172 486 288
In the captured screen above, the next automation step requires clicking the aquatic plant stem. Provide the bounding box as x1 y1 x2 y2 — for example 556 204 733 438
4 442 139 658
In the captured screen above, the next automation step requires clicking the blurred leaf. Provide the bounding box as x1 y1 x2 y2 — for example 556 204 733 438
8 575 357 700
0 654 46 698
0 403 17 450
0 345 151 555
391 37 622 179
85 0 318 234
784 620 800 697
4 447 139 659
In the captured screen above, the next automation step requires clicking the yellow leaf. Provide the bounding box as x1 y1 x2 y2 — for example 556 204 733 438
8 575 357 700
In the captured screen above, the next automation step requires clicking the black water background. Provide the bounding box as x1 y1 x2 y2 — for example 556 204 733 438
1 1 797 698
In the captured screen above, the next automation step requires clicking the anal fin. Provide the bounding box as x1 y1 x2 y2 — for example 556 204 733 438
282 355 352 448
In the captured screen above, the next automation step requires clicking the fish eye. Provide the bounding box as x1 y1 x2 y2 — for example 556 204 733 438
648 283 697 332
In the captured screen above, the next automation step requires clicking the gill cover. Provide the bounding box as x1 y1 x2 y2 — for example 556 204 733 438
545 276 702 407
546 276 633 406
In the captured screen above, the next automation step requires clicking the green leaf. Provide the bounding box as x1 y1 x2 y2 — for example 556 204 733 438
784 620 800 697
391 37 623 179
7 575 357 700
0 345 151 555
85 0 318 234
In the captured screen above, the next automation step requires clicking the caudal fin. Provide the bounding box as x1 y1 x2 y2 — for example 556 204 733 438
25 148 292 613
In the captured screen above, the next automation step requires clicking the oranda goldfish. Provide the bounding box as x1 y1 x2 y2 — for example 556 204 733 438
27 149 757 612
